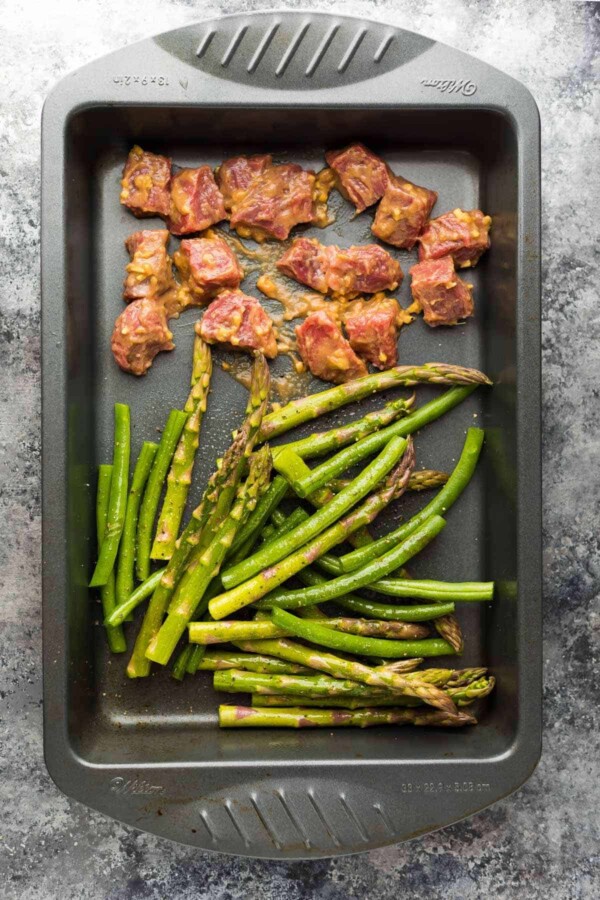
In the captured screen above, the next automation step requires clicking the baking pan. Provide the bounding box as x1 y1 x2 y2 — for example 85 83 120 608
41 10 541 858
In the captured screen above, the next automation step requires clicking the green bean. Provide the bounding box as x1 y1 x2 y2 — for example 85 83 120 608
256 515 446 610
90 404 131 587
368 579 494 601
221 437 406 590
135 409 188 582
105 567 165 627
115 442 158 605
339 426 484 573
270 608 454 659
334 595 456 621
286 391 474 501
95 465 126 652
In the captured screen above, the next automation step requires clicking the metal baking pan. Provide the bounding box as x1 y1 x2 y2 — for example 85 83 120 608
41 10 541 858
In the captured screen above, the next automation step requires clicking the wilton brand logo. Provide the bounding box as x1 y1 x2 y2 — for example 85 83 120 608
421 78 477 96
109 777 165 796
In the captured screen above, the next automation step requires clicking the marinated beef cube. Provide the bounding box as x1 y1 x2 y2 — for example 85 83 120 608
372 177 438 249
217 154 273 212
296 311 368 384
277 238 330 293
277 238 402 297
168 166 227 235
123 230 175 302
344 296 401 370
327 245 402 296
418 208 492 268
111 298 174 376
325 143 389 212
174 237 243 304
198 290 277 358
229 163 316 241
410 257 474 327
120 146 172 218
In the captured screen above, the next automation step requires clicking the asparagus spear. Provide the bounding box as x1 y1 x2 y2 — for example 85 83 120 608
90 404 131 588
254 514 446 611
95 466 126 653
230 639 457 712
193 651 313 675
115 441 159 605
339 426 484 572
214 668 454 699
146 446 272 666
189 616 429 645
127 356 270 678
253 676 495 709
227 475 288 557
210 439 414 618
447 667 488 686
270 607 453 659
151 337 212 560
434 614 464 654
279 396 415 460
219 705 476 728
280 394 468 500
258 365 491 441
136 409 188 581
328 470 449 493
221 435 412 590
448 676 495 706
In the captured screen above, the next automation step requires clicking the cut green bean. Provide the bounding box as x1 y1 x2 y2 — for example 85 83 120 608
334 595 456 621
270 608 454 659
105 567 165 627
221 437 407 590
256 515 446 610
136 409 188 581
90 404 131 587
96 465 126 652
285 390 475 501
340 426 484 573
115 441 158 605
367 579 495 601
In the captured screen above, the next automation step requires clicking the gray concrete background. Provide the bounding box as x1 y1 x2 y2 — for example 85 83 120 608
1 0 599 897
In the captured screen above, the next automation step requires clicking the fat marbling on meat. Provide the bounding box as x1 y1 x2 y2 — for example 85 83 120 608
168 166 227 235
344 295 401 370
198 289 278 358
372 177 438 249
410 257 474 327
325 143 389 212
277 237 402 297
120 146 172 218
174 236 243 305
418 208 492 268
296 310 368 384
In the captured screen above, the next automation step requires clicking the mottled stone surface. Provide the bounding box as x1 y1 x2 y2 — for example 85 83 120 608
1 0 599 897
